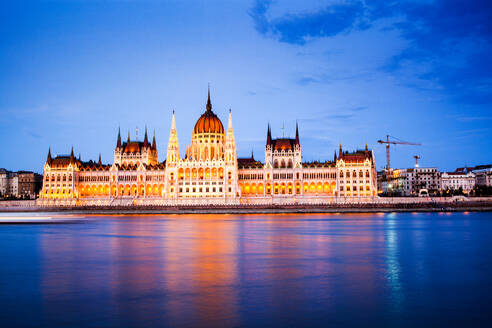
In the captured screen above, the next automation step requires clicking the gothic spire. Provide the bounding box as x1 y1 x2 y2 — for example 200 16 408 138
172 110 176 129
339 143 343 157
152 129 156 150
144 125 149 147
98 153 102 165
334 150 337 162
127 130 130 143
47 147 52 164
206 84 212 112
266 123 272 145
295 120 300 144
227 108 233 131
365 143 368 152
70 146 74 160
117 126 121 148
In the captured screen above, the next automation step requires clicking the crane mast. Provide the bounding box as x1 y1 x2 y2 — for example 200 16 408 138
377 135 422 181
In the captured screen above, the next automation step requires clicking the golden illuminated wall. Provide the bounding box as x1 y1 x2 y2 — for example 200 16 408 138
41 166 77 199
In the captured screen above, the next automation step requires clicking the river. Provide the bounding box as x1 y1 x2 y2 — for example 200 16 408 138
0 212 491 327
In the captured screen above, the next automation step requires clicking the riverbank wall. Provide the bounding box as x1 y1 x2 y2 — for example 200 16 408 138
1 198 492 214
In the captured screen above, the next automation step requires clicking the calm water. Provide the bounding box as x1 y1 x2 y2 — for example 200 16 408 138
1 212 491 327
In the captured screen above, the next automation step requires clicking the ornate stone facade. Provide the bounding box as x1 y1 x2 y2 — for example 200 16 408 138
38 89 377 206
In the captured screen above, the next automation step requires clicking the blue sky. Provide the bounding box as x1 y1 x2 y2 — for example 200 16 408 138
1 0 491 173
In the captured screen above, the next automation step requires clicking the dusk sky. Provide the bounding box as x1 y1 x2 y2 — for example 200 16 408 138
1 0 491 173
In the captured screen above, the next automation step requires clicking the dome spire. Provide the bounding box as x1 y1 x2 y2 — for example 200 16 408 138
206 83 212 112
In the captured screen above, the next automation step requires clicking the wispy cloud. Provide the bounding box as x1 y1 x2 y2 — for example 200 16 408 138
249 0 365 45
249 0 492 104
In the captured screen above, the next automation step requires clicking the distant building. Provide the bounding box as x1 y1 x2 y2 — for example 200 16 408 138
378 167 441 196
0 168 8 196
0 169 43 199
17 171 44 199
473 165 492 187
441 171 475 194
7 172 18 197
379 169 407 195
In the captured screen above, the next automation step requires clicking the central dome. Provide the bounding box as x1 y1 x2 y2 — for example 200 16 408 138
193 88 224 134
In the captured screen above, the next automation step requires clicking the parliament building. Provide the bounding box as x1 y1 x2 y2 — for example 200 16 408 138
38 89 377 206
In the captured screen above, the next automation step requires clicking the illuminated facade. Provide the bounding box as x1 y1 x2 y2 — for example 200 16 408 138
39 89 377 206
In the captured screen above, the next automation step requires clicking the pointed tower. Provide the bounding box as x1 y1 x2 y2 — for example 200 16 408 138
224 108 238 197
225 108 237 163
265 123 273 166
70 146 74 161
46 147 52 165
334 150 337 162
144 126 149 148
293 121 302 167
166 110 180 164
295 121 300 145
206 84 212 112
266 123 272 145
117 127 121 148
339 143 343 156
152 129 156 150
98 153 102 165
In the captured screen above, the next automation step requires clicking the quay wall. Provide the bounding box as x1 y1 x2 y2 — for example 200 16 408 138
1 197 492 213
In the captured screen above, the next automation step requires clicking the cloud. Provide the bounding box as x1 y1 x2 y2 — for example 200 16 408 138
250 0 492 104
300 105 369 124
249 0 365 45
455 115 492 122
295 70 371 86
381 0 492 104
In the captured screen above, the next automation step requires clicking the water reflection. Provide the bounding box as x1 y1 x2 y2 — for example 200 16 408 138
385 214 404 312
1 212 487 327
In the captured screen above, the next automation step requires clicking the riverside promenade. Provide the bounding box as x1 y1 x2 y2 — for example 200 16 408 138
1 197 492 214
